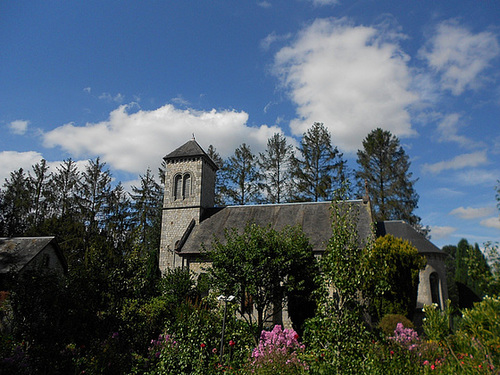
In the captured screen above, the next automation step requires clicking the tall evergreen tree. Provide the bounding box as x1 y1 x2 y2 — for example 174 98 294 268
290 122 347 202
52 158 80 218
104 182 133 250
0 168 31 236
79 157 112 233
221 143 261 205
130 168 163 279
130 168 163 250
356 128 420 226
259 133 294 203
206 144 225 206
28 159 53 229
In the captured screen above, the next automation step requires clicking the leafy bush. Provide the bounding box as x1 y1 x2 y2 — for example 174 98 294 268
243 325 308 374
422 301 452 342
378 314 414 336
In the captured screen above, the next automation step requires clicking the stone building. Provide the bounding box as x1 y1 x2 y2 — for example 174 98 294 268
0 236 67 290
159 139 448 318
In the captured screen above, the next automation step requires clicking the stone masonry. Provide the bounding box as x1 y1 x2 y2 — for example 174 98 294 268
159 140 217 271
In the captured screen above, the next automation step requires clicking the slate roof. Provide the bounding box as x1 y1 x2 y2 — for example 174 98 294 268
178 199 373 256
0 237 66 274
164 139 219 170
376 221 444 255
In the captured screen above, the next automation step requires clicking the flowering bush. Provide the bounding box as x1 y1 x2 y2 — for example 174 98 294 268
246 325 308 374
388 323 419 351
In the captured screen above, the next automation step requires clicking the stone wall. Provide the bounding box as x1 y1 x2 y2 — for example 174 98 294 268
159 154 216 273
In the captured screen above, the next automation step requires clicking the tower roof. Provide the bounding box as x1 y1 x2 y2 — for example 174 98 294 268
164 139 218 170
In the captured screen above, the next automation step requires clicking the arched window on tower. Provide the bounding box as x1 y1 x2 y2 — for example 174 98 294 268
174 174 182 200
430 272 441 308
183 174 191 198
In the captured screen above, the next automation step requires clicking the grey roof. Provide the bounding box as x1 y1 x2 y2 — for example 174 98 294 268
179 200 373 256
0 237 66 273
376 221 444 255
164 139 219 170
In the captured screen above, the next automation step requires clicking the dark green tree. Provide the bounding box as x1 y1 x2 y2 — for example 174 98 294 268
51 158 80 218
259 133 294 204
79 158 112 233
0 168 31 236
356 128 421 227
442 244 460 307
130 168 163 280
104 182 133 250
206 223 318 336
206 144 225 206
290 122 347 202
221 143 261 205
367 234 426 321
304 184 372 373
28 159 53 229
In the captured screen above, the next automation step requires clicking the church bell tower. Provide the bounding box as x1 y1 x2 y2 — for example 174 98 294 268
159 138 218 271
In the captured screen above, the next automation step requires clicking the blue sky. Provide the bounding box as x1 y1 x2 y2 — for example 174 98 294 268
1 0 499 248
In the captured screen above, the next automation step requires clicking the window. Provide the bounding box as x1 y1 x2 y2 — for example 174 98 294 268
183 174 191 198
174 174 182 200
430 272 441 308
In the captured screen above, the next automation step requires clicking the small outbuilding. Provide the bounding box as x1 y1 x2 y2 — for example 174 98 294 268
0 237 67 290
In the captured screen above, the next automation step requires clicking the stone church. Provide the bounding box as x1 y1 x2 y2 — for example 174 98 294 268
159 138 448 315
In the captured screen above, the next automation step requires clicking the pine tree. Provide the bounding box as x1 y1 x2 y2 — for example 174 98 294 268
259 133 293 203
130 168 163 250
104 182 133 250
28 159 53 228
221 143 261 205
0 168 31 236
52 159 80 218
206 145 225 206
130 168 163 280
290 122 347 202
79 157 112 235
356 128 420 226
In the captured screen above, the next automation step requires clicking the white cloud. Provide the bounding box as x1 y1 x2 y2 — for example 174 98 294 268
481 217 500 229
43 104 284 175
419 20 500 95
257 1 271 9
305 0 339 5
436 113 484 149
260 31 291 51
455 168 500 186
83 87 91 94
9 120 29 135
273 18 418 153
422 151 488 174
450 206 495 219
430 225 456 240
99 92 125 103
0 151 44 184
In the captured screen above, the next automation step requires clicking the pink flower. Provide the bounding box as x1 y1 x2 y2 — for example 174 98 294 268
423 360 429 365
229 340 235 347
431 364 435 370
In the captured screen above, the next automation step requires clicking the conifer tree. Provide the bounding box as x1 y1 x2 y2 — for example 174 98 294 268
290 122 347 202
206 144 225 206
221 143 261 205
52 158 80 218
0 168 31 236
79 157 112 235
356 128 420 226
259 133 293 204
28 159 53 228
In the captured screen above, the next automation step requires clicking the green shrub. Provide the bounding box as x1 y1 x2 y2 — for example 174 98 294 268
378 314 414 336
422 301 452 342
